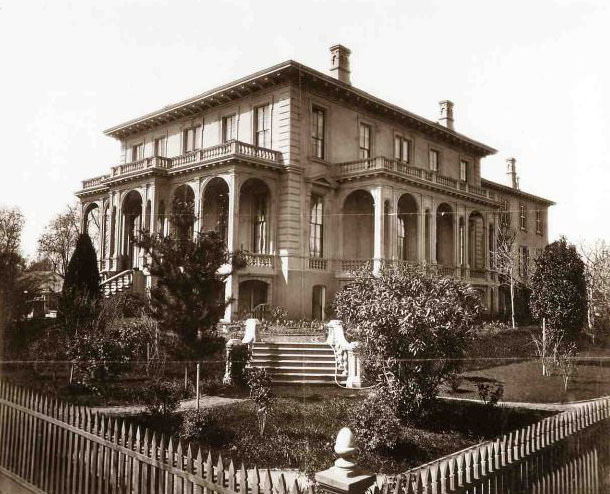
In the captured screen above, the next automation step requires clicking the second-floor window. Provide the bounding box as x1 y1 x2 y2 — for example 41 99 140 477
309 195 324 257
131 143 144 162
520 204 527 230
154 136 166 157
460 160 468 182
394 136 410 163
359 123 371 159
429 149 439 172
183 125 201 153
255 104 271 148
222 114 236 143
536 209 542 234
500 199 511 227
311 107 325 159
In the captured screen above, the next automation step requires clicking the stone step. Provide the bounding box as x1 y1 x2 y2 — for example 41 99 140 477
262 366 339 374
251 359 337 368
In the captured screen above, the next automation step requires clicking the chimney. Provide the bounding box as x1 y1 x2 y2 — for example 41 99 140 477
438 100 455 130
506 157 519 189
329 44 351 85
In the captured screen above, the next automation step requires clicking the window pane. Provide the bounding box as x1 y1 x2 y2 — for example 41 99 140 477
394 136 401 160
402 140 409 162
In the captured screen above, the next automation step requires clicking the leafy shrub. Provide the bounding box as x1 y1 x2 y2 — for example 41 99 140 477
199 377 225 396
226 342 250 386
179 408 214 441
476 382 504 407
445 373 463 393
246 367 273 436
142 380 182 416
334 265 482 419
349 389 402 451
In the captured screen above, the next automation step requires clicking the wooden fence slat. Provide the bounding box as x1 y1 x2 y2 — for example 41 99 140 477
263 468 273 494
251 465 260 494
194 447 204 494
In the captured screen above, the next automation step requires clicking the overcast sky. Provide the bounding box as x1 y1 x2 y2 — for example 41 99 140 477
1 0 608 258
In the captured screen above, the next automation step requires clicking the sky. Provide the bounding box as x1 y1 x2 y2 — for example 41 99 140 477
1 0 608 258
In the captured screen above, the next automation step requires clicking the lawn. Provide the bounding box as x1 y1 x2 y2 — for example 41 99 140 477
442 358 610 403
130 393 551 475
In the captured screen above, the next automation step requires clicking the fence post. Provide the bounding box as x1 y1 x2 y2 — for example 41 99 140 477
315 428 375 494
196 363 200 411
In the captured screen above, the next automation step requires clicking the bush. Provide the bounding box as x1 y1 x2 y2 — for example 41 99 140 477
349 389 402 451
476 382 504 407
179 408 214 441
226 342 250 386
334 265 482 419
142 380 182 416
246 367 273 436
445 373 463 393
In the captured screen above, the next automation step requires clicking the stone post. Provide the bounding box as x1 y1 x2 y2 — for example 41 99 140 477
346 346 362 389
316 428 375 494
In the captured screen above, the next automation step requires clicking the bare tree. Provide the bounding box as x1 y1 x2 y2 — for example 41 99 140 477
494 216 519 328
37 204 80 278
0 207 24 258
579 240 610 342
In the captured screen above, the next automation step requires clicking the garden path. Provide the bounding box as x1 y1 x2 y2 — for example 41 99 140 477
90 395 247 416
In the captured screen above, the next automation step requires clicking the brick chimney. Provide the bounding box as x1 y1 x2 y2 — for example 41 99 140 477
438 100 455 130
506 157 519 189
330 45 351 85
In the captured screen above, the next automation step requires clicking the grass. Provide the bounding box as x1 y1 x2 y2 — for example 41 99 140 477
443 358 610 403
130 394 551 475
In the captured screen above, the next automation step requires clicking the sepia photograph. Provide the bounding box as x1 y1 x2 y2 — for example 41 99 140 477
0 0 609 492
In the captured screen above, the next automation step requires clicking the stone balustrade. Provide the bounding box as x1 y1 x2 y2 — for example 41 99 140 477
242 253 275 268
81 140 283 190
335 156 497 200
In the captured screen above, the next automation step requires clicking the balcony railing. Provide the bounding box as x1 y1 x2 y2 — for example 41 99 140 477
335 156 496 200
82 141 283 189
309 257 328 270
242 253 275 269
81 174 110 189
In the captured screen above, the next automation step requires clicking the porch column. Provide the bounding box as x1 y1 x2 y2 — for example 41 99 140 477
389 195 398 260
372 186 385 273
224 174 240 321
463 207 470 278
193 183 202 238
453 207 460 276
418 196 426 263
430 199 437 265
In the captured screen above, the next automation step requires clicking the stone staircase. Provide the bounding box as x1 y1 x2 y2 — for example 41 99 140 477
250 341 345 385
100 269 133 297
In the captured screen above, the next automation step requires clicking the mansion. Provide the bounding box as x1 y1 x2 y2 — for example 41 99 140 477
77 45 553 321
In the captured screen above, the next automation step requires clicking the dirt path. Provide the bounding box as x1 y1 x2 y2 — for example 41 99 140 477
91 395 246 416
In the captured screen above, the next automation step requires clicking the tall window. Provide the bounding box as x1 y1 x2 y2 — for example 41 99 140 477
359 123 371 159
460 160 468 182
131 143 144 162
519 204 527 230
154 136 166 157
429 149 439 172
397 216 408 260
394 136 410 162
312 285 326 321
500 199 511 227
310 195 324 257
183 126 201 153
519 246 529 278
222 114 236 143
253 194 267 253
311 107 325 159
536 209 542 234
255 104 271 148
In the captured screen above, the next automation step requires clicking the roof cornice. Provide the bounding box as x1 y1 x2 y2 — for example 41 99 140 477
481 178 555 206
104 60 497 156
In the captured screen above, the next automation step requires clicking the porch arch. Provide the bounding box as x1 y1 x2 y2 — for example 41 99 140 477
239 178 271 253
121 190 143 269
342 189 374 260
397 193 418 262
202 177 230 245
436 203 454 267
